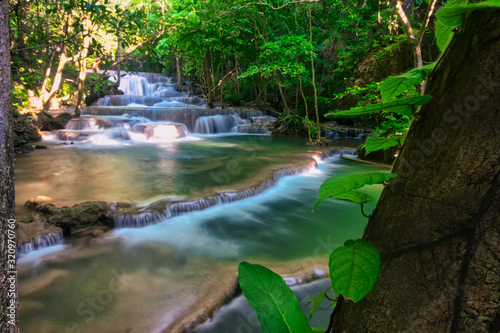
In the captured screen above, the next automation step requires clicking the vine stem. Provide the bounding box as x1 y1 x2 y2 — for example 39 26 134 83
360 204 371 218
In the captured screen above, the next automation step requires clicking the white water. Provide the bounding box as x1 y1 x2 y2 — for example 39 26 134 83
43 74 276 145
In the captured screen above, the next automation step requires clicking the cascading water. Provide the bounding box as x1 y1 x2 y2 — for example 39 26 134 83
194 114 247 134
41 72 277 142
18 231 64 254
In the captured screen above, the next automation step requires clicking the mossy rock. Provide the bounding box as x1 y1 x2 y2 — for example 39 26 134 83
37 201 113 235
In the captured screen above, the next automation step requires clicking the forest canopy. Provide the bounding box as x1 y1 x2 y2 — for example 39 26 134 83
9 0 442 135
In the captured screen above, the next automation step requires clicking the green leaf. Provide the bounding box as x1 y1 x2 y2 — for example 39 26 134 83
380 63 436 101
312 328 326 333
436 0 500 27
435 19 455 52
326 96 431 118
333 190 374 205
307 285 332 320
238 262 313 333
364 135 405 155
314 172 397 210
329 239 381 303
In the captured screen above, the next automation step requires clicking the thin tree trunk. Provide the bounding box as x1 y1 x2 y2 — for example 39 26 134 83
220 45 224 108
298 72 312 142
42 53 69 109
235 55 241 95
176 51 183 92
274 71 290 113
332 10 500 332
308 2 320 141
0 0 19 331
204 51 214 108
38 50 56 107
41 17 71 110
74 15 92 118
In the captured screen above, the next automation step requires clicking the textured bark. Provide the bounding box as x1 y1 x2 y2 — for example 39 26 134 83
0 0 19 331
332 10 500 332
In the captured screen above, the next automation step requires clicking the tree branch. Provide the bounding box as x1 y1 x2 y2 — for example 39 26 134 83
211 68 236 93
415 0 438 50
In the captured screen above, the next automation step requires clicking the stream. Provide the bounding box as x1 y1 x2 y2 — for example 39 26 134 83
15 73 388 333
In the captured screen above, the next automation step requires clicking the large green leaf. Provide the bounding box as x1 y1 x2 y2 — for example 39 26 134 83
380 63 436 101
436 0 500 27
326 96 431 118
329 239 381 303
364 135 406 155
238 262 313 333
313 172 397 210
307 285 332 320
435 19 455 52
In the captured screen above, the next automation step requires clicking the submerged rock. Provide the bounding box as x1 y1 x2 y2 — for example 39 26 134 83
17 217 63 253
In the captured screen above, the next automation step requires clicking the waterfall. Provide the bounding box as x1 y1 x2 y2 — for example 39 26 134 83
118 74 152 95
133 122 189 140
194 115 246 134
18 232 64 254
95 95 168 106
83 107 264 132
327 127 370 139
112 149 339 228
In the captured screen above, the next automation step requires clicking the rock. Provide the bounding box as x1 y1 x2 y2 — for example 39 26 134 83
14 144 35 154
16 217 63 248
36 201 113 235
37 111 72 131
25 195 54 207
34 145 48 149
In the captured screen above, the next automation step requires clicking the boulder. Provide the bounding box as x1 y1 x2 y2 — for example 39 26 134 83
36 201 113 236
37 111 72 131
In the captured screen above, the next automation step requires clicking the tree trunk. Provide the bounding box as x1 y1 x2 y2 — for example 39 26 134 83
332 10 500 332
40 53 69 109
176 52 183 92
0 0 19 331
38 50 56 107
235 55 241 95
220 45 224 108
74 15 92 118
273 71 290 113
204 51 214 108
308 2 320 142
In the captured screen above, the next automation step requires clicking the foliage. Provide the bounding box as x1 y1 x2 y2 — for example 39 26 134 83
239 238 382 332
328 95 431 118
307 285 332 320
238 262 313 333
314 172 397 209
435 0 500 51
364 135 406 155
329 239 380 303
332 82 381 108
380 63 435 101
239 237 381 333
